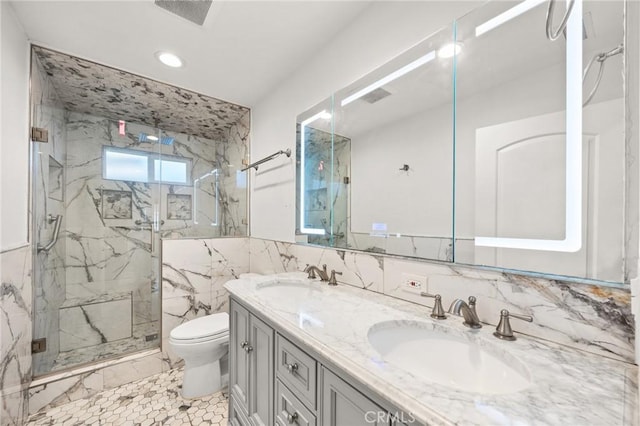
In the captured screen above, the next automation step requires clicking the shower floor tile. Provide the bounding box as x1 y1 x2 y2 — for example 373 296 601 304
26 368 228 426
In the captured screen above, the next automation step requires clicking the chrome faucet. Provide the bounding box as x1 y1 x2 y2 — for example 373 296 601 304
448 296 482 329
304 264 330 281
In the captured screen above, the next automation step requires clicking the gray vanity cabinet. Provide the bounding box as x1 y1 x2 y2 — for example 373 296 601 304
229 300 274 426
320 368 387 426
230 297 416 426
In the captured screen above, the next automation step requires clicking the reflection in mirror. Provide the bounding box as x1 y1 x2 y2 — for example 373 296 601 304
297 24 456 261
455 0 629 283
296 0 634 285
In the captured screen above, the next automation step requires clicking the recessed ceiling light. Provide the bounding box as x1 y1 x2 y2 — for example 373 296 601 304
155 51 183 68
437 42 463 59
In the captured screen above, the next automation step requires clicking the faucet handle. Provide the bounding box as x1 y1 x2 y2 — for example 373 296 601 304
304 264 317 279
493 309 533 341
328 270 342 286
419 293 446 320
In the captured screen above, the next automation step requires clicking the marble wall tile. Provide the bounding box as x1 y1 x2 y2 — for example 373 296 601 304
32 46 249 142
249 238 633 362
1 388 28 426
0 245 32 426
59 298 133 352
249 238 384 292
162 239 213 299
384 257 634 362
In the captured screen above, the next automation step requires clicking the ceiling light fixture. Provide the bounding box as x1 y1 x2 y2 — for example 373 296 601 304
155 51 183 68
437 42 463 59
147 135 159 141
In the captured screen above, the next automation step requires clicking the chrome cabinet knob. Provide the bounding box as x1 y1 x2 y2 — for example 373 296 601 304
286 411 299 424
244 344 253 353
240 341 248 348
286 363 298 374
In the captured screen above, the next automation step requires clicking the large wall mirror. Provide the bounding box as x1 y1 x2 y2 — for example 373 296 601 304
296 0 637 286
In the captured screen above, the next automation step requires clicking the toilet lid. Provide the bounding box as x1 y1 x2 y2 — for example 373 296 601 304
170 312 229 341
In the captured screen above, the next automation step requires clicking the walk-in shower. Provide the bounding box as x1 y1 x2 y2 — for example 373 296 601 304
30 46 250 377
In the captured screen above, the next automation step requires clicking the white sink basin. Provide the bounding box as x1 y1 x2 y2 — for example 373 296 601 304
368 321 532 395
256 281 321 299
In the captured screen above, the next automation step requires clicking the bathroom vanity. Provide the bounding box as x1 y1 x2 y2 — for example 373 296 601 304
226 273 637 425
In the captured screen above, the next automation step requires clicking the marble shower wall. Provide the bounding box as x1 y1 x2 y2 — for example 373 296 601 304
161 238 249 366
0 245 32 425
31 53 69 376
249 238 634 363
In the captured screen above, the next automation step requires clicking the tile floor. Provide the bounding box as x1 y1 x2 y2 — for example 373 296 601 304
26 368 228 425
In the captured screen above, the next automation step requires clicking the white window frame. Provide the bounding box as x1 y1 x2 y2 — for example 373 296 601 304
102 146 192 186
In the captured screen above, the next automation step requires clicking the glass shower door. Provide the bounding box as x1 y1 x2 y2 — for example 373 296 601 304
32 114 163 375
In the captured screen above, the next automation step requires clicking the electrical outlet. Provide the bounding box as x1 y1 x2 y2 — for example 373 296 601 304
402 273 426 294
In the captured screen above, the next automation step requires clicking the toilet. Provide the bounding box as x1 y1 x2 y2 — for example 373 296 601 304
169 312 229 399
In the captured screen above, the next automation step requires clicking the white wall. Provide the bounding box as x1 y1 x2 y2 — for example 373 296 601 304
250 1 477 242
0 2 30 250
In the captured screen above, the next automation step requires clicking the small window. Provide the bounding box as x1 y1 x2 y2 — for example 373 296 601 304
103 146 191 185
153 158 189 185
104 149 149 182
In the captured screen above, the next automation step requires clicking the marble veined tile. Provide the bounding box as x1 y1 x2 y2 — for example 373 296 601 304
59 298 133 352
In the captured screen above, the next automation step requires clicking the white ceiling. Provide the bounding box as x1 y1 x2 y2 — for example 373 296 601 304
10 0 373 108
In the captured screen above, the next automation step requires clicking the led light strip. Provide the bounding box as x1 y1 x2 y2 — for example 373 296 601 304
299 111 329 236
475 0 546 37
475 0 583 252
340 51 436 107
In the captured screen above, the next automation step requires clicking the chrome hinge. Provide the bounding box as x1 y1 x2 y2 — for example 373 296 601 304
31 127 49 143
31 338 47 354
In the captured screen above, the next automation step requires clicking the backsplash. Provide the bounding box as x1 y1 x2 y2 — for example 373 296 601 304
249 238 634 363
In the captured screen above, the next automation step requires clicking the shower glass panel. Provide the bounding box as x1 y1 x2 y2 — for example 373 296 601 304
31 111 164 375
454 0 626 282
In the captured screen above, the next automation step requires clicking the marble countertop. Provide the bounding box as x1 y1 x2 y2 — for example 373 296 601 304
225 273 638 425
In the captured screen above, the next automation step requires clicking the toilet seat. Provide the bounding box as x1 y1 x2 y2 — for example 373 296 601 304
170 312 229 343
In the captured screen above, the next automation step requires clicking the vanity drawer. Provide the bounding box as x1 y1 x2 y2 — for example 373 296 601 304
275 379 317 426
276 334 317 409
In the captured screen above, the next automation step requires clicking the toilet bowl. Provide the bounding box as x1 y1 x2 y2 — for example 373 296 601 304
169 312 229 398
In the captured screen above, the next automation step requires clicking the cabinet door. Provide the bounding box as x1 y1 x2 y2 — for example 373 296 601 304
248 315 274 426
321 368 387 426
230 300 250 417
